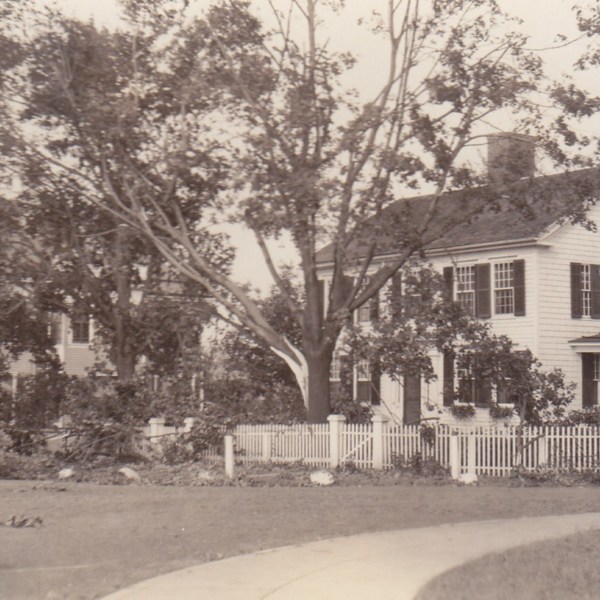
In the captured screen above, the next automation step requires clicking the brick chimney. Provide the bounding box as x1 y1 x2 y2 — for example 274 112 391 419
487 133 536 185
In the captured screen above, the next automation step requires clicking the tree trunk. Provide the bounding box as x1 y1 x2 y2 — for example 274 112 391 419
305 350 332 423
114 338 137 382
113 223 136 382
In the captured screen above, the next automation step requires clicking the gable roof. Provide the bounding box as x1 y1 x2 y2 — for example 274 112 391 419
316 168 600 264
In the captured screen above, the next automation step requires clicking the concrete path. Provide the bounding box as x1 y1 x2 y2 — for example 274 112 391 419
103 512 600 600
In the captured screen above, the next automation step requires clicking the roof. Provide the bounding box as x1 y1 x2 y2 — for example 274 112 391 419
316 168 600 264
569 334 600 344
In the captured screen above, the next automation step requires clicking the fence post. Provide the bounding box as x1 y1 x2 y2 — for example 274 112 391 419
183 417 195 433
538 433 548 467
328 414 346 469
262 431 272 462
467 433 476 476
371 414 388 470
224 435 234 479
449 433 460 479
148 417 165 443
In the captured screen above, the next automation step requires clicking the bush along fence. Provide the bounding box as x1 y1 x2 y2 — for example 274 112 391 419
230 415 600 478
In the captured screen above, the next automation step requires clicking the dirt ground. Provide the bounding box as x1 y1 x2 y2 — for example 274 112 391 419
3 479 600 600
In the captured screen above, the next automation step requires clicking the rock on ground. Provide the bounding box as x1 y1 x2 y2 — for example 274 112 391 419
58 468 75 480
310 470 335 486
118 467 141 482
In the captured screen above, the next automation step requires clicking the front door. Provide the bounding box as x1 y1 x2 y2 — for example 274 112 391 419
403 373 421 425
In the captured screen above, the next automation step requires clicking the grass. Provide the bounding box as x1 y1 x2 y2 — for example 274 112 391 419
2 480 600 599
417 529 600 600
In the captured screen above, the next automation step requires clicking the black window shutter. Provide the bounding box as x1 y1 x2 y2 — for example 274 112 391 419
443 351 454 406
582 353 596 408
475 378 492 405
356 380 370 403
571 263 583 318
443 266 454 300
591 265 600 319
370 362 381 406
390 272 402 319
475 263 491 318
513 259 526 316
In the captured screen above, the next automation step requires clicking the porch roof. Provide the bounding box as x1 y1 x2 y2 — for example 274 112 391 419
568 333 600 353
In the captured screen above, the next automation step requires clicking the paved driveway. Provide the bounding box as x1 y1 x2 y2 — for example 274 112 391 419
104 513 600 600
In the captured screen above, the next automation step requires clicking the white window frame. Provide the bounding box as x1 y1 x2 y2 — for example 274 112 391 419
493 261 515 315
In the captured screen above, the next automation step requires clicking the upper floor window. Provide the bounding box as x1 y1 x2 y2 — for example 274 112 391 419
571 263 600 319
71 316 91 344
456 266 475 315
356 284 379 323
494 262 515 315
582 264 592 317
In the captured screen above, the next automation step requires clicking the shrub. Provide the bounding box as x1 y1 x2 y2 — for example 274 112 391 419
57 377 151 462
565 407 600 425
391 452 447 477
449 403 476 420
331 395 374 423
489 403 515 419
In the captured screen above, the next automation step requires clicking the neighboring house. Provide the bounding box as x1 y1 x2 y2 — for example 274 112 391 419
8 313 96 391
317 134 600 425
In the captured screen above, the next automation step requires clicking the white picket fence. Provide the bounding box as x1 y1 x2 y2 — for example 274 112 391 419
231 416 600 477
44 415 600 476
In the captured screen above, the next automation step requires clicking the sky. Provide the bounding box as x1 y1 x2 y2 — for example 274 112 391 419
48 0 600 292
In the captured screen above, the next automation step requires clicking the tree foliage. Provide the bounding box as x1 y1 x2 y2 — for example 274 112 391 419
0 0 597 421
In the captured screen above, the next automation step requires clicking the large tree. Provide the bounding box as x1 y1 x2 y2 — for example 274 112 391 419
1 1 598 421
0 2 230 381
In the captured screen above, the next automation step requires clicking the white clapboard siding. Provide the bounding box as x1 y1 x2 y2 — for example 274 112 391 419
536 202 600 409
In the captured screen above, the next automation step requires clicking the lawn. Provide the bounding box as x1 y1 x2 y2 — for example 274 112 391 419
417 529 600 600
2 479 600 599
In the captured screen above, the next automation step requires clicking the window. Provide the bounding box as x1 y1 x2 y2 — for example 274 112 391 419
356 289 379 323
494 262 515 314
356 359 370 381
71 316 91 344
330 355 342 382
572 263 600 319
355 359 381 405
444 356 492 406
456 266 475 314
357 302 371 323
582 264 592 317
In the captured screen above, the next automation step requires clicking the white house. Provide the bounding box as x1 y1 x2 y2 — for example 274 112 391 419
317 135 600 425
